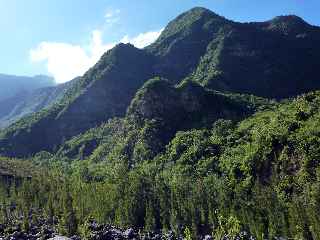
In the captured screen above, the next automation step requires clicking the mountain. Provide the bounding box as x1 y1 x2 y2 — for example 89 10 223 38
146 7 230 82
147 7 320 98
0 44 156 157
0 79 76 129
192 13 320 98
1 7 320 240
5 88 320 240
0 74 54 101
55 78 270 161
1 7 320 158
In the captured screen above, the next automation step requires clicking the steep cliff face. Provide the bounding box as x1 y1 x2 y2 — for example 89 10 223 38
128 78 254 131
52 44 156 141
145 8 231 82
55 78 268 161
192 14 320 98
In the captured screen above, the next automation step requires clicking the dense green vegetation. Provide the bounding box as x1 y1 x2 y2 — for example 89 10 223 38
1 91 320 239
55 78 271 162
0 44 156 157
0 6 320 240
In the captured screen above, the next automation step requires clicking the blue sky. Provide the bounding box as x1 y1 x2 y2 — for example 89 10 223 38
0 0 319 83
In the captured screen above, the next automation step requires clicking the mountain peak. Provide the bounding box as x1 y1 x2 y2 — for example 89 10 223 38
152 7 228 45
184 7 222 17
101 43 137 59
146 7 231 82
271 15 308 24
171 6 228 27
113 42 135 50
266 14 311 34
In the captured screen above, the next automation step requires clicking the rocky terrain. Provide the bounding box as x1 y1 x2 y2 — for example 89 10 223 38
0 219 254 240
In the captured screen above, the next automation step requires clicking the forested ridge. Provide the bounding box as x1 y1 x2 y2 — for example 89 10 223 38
0 7 320 240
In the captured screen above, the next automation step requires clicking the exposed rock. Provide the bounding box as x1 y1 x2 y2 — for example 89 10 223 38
0 214 258 240
49 236 71 240
123 228 136 239
203 235 213 240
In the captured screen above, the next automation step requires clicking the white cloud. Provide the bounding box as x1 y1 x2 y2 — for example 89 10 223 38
30 30 116 83
30 29 163 83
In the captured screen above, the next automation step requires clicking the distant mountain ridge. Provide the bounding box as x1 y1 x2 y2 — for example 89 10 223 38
0 74 54 101
0 79 76 128
1 7 320 157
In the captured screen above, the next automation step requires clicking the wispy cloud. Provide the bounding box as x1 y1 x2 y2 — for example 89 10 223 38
104 9 121 25
30 29 163 83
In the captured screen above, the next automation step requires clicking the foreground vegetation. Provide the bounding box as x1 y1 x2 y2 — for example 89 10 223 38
1 91 320 239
